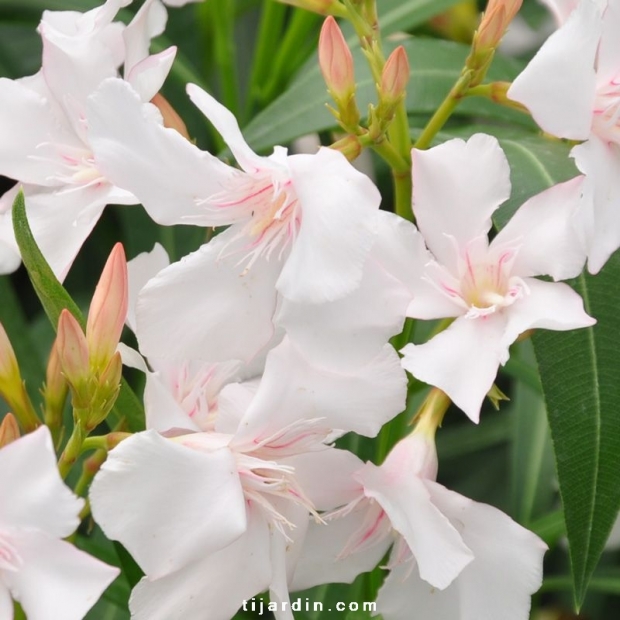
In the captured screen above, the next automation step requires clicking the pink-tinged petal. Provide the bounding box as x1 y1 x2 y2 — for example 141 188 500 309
508 0 602 140
127 47 177 103
0 426 82 537
0 78 82 186
20 186 113 282
290 506 392 592
0 584 11 620
238 338 406 440
357 457 473 590
87 78 234 224
136 227 280 364
187 83 266 173
494 176 587 280
123 0 168 77
401 314 508 423
89 430 247 578
277 147 379 303
423 482 547 620
412 135 511 268
5 530 119 620
502 278 595 349
129 505 271 620
126 243 170 333
280 448 364 511
572 136 620 274
144 371 201 433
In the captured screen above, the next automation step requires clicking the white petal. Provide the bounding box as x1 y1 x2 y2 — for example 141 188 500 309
502 278 595 349
187 83 266 173
357 456 473 590
290 507 391 592
89 430 247 578
126 242 170 333
20 186 111 282
116 343 149 373
127 47 177 103
0 78 81 186
494 176 587 280
0 426 82 537
401 314 508 423
238 338 407 440
596 0 620 85
412 135 511 268
136 227 280 364
0 584 12 620
427 482 547 620
129 505 271 620
572 136 620 273
5 530 119 620
277 148 380 303
508 0 602 139
87 78 234 224
123 0 168 76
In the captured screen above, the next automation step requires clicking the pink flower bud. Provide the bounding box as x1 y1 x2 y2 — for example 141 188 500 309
43 340 68 428
0 413 20 448
319 16 356 102
57 310 90 389
381 46 410 104
477 0 523 50
86 243 128 372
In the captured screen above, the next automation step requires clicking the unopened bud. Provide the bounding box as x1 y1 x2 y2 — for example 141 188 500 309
87 351 123 429
0 413 20 447
319 16 356 102
477 0 522 50
57 310 90 396
381 46 410 105
86 243 128 372
151 93 190 140
0 323 20 398
43 339 68 430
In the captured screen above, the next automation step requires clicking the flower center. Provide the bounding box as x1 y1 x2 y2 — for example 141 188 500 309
429 236 528 319
593 78 620 144
209 172 301 270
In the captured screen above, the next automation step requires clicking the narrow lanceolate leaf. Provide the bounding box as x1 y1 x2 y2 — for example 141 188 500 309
11 190 145 432
533 252 620 610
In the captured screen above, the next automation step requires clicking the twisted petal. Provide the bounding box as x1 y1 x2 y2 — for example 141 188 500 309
411 135 511 269
401 314 508 423
129 505 271 620
90 430 247 578
277 148 380 303
136 227 281 364
0 426 82 537
4 530 119 620
508 0 602 140
494 176 587 280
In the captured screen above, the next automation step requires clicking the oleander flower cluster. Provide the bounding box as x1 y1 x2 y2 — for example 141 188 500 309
0 0 618 619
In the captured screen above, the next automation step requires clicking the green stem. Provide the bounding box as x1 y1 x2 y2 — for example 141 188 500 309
58 420 86 479
414 70 473 150
13 601 26 620
370 138 409 173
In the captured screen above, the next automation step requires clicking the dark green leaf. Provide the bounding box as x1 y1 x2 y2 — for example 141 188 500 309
11 190 145 432
533 252 620 609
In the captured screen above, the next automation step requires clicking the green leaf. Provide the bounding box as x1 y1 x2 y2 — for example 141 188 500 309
533 252 620 609
377 0 468 36
11 190 145 432
510 341 555 527
241 38 529 153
